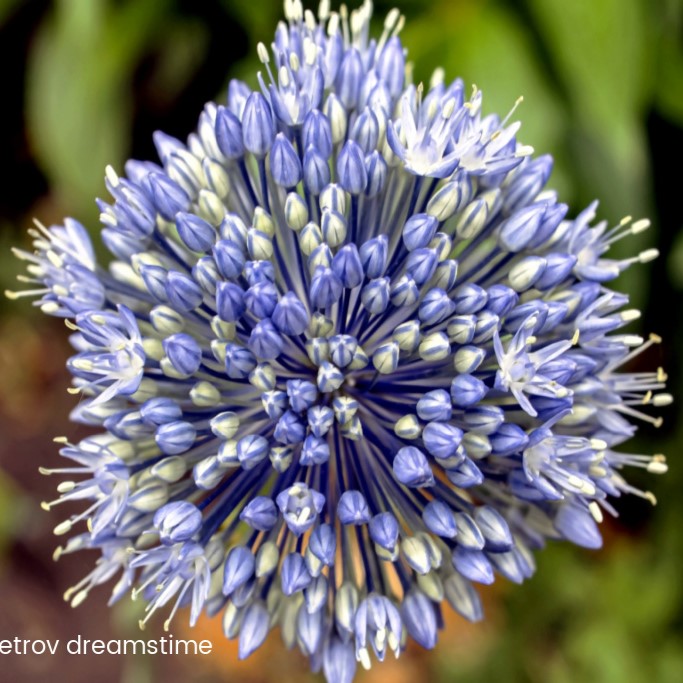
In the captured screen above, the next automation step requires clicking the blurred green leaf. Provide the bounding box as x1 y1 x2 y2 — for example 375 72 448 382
653 0 683 125
0 222 24 315
526 0 652 219
0 0 20 25
0 469 28 558
143 19 208 108
26 0 170 220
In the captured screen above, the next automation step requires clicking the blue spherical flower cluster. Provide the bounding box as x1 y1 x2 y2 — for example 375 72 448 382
9 1 669 680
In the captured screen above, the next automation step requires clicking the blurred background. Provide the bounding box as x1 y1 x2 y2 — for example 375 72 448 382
0 0 682 681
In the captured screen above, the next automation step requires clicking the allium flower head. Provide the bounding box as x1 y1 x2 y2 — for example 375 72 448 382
9 1 670 680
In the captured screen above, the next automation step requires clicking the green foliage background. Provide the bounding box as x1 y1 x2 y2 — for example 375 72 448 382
0 1 681 682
